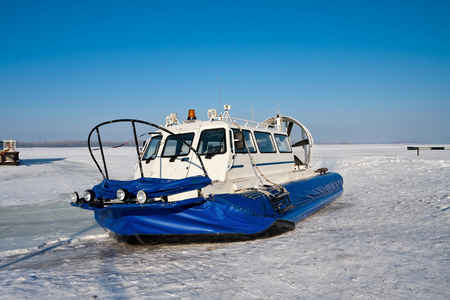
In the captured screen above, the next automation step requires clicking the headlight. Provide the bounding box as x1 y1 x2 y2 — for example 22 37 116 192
70 192 79 203
83 190 95 202
207 109 217 119
117 189 129 202
136 190 147 204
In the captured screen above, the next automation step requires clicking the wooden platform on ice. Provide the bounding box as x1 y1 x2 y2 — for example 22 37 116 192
0 151 20 165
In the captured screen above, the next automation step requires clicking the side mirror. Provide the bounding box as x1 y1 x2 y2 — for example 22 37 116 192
234 131 245 151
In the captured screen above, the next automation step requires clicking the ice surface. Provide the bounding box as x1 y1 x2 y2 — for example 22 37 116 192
0 145 449 299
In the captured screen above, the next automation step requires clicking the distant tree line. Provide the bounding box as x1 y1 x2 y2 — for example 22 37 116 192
15 140 142 148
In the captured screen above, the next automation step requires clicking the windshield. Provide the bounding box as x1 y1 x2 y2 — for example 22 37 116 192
142 136 162 161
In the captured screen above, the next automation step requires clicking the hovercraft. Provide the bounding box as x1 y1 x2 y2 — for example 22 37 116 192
71 106 343 244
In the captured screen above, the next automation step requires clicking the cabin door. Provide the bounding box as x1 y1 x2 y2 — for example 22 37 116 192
187 128 229 181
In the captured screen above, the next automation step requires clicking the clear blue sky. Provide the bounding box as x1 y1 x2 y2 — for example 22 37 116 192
1 0 449 143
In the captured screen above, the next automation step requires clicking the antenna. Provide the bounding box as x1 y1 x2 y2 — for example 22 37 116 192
217 74 222 116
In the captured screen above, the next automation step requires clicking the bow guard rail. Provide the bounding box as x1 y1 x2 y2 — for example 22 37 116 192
88 119 209 180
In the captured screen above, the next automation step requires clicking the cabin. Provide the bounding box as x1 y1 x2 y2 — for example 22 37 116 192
135 107 315 198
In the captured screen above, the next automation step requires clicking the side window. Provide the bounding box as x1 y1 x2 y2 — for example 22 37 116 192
162 133 194 157
254 131 276 153
232 129 256 153
274 134 292 153
142 135 162 160
198 128 226 156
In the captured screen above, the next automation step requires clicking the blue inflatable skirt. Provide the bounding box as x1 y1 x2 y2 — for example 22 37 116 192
74 172 343 244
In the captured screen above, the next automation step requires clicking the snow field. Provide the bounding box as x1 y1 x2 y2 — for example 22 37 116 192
0 145 449 299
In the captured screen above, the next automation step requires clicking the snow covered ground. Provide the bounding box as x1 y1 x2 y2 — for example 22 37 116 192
0 145 449 299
